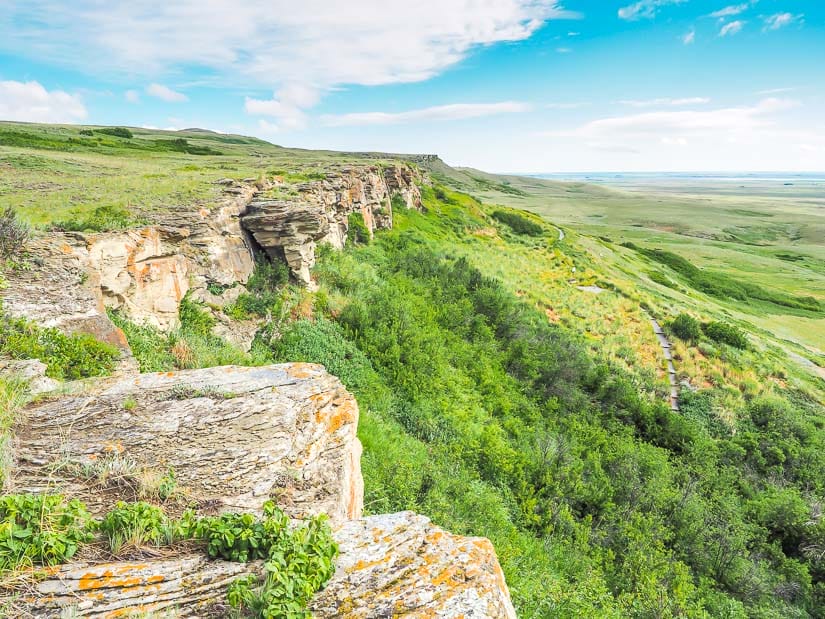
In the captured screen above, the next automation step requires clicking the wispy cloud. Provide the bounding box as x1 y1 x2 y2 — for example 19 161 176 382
617 97 710 107
556 47 572 53
124 89 140 103
321 102 531 127
618 0 686 21
763 13 803 31
146 83 188 102
1 0 574 131
709 3 751 19
756 87 795 95
543 98 798 140
0 79 87 123
719 20 745 36
682 29 695 44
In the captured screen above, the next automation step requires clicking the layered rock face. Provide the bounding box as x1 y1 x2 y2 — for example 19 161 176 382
7 363 515 618
0 181 260 351
13 363 363 523
243 164 423 285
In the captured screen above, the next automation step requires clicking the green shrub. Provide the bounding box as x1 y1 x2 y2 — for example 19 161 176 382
668 313 701 342
702 321 749 349
199 500 289 562
347 212 371 245
491 210 544 236
0 315 118 380
178 293 215 336
648 270 676 289
222 502 338 619
99 501 178 553
78 129 94 136
95 127 133 139
391 193 408 211
0 494 94 569
54 204 138 232
0 206 30 258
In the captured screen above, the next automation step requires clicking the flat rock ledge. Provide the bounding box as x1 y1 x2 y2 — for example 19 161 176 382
12 363 363 523
12 512 515 618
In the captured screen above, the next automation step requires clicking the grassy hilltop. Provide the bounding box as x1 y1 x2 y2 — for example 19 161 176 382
2 122 825 617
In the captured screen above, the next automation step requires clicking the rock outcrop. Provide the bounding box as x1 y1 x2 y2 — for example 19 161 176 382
243 164 423 285
0 181 260 348
17 513 515 618
310 511 517 618
13 363 363 523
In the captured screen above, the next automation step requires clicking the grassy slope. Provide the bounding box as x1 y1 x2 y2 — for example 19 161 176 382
427 161 825 363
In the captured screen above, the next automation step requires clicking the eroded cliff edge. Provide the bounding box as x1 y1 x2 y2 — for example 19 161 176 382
0 163 517 617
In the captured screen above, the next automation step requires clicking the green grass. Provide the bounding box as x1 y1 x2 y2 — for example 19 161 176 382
423 162 825 360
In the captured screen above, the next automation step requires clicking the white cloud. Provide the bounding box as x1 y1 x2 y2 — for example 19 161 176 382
618 0 685 21
556 47 572 53
682 29 695 44
146 83 188 102
2 0 574 128
719 20 745 36
124 89 140 103
244 83 320 130
617 97 710 107
763 13 803 31
321 102 531 127
0 79 87 123
544 98 798 140
756 87 795 95
567 31 580 36
709 3 750 19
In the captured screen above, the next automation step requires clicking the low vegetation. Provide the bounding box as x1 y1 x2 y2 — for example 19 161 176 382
0 313 118 380
491 209 545 236
0 495 337 618
267 188 825 617
0 207 29 259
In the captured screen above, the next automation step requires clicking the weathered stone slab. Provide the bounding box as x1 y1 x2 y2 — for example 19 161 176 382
14 364 363 523
11 512 515 618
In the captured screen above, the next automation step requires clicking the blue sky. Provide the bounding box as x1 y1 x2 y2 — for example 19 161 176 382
1 0 823 172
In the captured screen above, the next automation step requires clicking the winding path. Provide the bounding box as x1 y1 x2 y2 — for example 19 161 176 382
650 318 680 411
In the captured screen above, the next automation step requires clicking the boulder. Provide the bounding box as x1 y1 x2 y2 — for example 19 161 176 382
13 363 363 523
0 358 59 395
311 511 517 618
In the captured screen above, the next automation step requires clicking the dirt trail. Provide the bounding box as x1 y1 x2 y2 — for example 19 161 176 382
650 318 680 411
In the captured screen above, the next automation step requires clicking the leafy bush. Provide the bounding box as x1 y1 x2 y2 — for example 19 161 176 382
78 129 94 136
0 206 30 259
702 321 749 349
491 210 544 236
226 257 290 319
95 127 133 138
648 270 676 289
0 315 118 379
152 138 221 156
178 293 216 336
347 212 371 245
668 313 701 342
391 193 408 211
0 494 94 569
54 204 137 232
222 502 338 619
199 500 289 562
